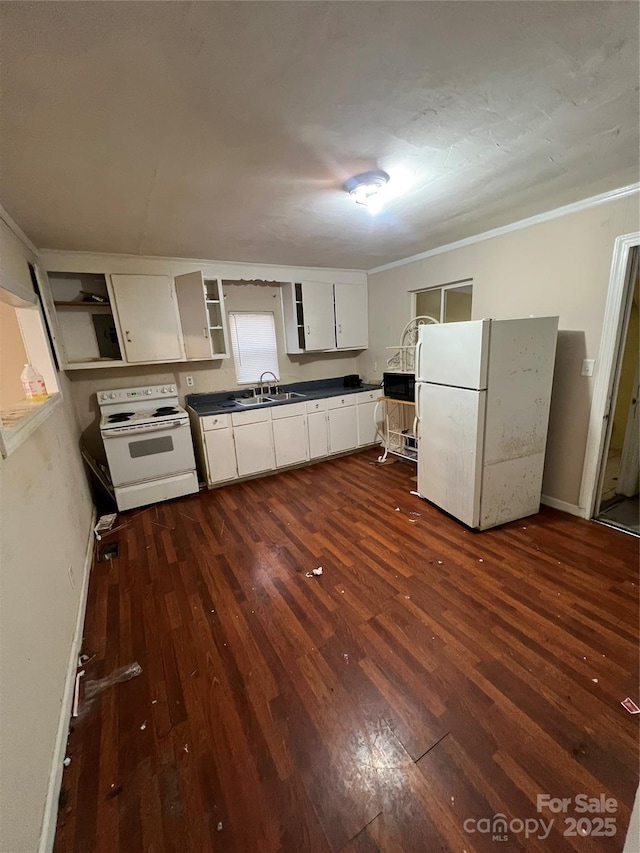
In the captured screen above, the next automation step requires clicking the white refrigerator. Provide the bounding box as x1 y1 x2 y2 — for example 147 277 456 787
416 316 559 530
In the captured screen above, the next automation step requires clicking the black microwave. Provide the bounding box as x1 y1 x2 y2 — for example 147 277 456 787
383 372 415 402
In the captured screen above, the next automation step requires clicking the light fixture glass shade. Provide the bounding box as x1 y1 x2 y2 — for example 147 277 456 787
344 170 390 208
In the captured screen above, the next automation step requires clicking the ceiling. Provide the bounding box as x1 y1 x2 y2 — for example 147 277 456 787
1 2 638 270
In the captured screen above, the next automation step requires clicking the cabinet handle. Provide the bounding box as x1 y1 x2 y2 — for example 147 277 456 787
203 328 208 338
306 325 310 335
125 330 132 343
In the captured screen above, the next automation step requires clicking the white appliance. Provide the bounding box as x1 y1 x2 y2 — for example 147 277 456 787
415 316 559 530
98 384 199 511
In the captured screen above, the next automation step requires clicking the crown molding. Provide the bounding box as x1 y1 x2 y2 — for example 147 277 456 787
368 182 640 275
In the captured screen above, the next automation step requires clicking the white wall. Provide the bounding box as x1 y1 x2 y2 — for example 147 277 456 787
360 193 640 508
0 219 94 852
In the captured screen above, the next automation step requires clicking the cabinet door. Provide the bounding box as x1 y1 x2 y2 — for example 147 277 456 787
204 428 238 484
334 283 368 349
233 421 275 477
110 274 184 363
308 410 328 459
328 406 357 454
357 400 382 447
301 281 335 351
272 414 309 468
174 271 212 360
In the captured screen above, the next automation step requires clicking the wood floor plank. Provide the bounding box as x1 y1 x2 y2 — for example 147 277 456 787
54 449 639 852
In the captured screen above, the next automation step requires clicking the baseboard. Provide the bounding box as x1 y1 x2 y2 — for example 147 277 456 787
540 494 586 518
38 509 96 853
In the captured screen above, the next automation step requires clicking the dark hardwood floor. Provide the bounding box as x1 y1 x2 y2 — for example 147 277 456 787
55 450 639 852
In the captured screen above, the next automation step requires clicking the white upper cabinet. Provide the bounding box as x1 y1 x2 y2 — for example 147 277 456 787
174 272 229 360
110 274 185 363
281 280 368 354
334 282 368 350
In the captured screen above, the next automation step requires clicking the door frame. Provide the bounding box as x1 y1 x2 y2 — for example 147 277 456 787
579 232 640 518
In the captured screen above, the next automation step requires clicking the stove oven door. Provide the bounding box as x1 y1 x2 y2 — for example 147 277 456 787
102 420 196 487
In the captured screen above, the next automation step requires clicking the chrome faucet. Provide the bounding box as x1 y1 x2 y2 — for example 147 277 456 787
258 371 278 395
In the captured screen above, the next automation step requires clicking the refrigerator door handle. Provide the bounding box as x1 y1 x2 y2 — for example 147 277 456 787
414 338 423 380
415 381 422 423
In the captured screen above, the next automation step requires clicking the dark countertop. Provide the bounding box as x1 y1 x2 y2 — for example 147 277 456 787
186 377 381 416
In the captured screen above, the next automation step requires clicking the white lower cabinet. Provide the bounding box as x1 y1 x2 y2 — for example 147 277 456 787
196 390 381 487
356 390 382 446
204 428 238 484
306 399 328 459
272 404 309 468
232 409 275 477
327 397 358 453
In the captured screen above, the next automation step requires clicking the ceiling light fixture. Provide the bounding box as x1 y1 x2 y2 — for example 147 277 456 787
344 170 390 210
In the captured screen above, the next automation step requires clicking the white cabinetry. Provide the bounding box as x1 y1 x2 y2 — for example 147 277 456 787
281 281 368 353
306 399 328 459
231 409 275 477
271 402 309 468
356 389 382 446
110 274 185 363
204 423 238 484
281 281 335 353
174 272 229 360
327 396 358 453
45 271 124 368
334 283 368 350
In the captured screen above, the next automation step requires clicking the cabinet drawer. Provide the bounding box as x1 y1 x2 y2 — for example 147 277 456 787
355 389 380 405
306 398 327 413
327 394 356 410
232 408 272 426
270 401 307 420
201 413 231 431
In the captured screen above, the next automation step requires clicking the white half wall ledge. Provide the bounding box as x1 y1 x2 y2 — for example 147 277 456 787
368 183 640 275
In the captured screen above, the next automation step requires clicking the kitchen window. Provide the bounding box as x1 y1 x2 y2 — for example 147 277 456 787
229 311 280 385
413 281 473 323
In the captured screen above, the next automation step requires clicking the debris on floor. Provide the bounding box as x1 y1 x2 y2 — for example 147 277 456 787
63 756 71 767
410 490 422 498
82 662 142 716
621 697 640 714
394 507 401 512
591 678 599 684
94 513 117 540
305 567 323 577
140 721 147 731
72 670 85 718
98 541 119 562
409 511 421 517
217 822 223 831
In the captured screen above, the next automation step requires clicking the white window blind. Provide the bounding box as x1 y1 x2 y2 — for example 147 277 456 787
229 311 280 384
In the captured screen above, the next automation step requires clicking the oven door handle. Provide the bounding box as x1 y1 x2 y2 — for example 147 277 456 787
102 421 187 438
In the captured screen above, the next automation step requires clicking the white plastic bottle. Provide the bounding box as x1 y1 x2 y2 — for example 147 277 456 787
20 363 48 401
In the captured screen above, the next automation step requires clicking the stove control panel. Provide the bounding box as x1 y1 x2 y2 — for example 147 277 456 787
98 385 177 404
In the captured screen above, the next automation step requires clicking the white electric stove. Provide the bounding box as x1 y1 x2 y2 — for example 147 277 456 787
98 384 198 511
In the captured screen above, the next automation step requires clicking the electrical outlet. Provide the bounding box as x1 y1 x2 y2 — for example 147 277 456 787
581 359 595 377
186 376 194 387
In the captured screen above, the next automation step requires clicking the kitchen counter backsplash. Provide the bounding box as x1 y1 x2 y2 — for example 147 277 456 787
186 377 381 416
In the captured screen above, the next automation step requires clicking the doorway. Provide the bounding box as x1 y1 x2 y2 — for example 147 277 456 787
594 246 639 535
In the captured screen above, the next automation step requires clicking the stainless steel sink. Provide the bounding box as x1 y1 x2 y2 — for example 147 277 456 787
236 395 273 406
265 392 306 401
